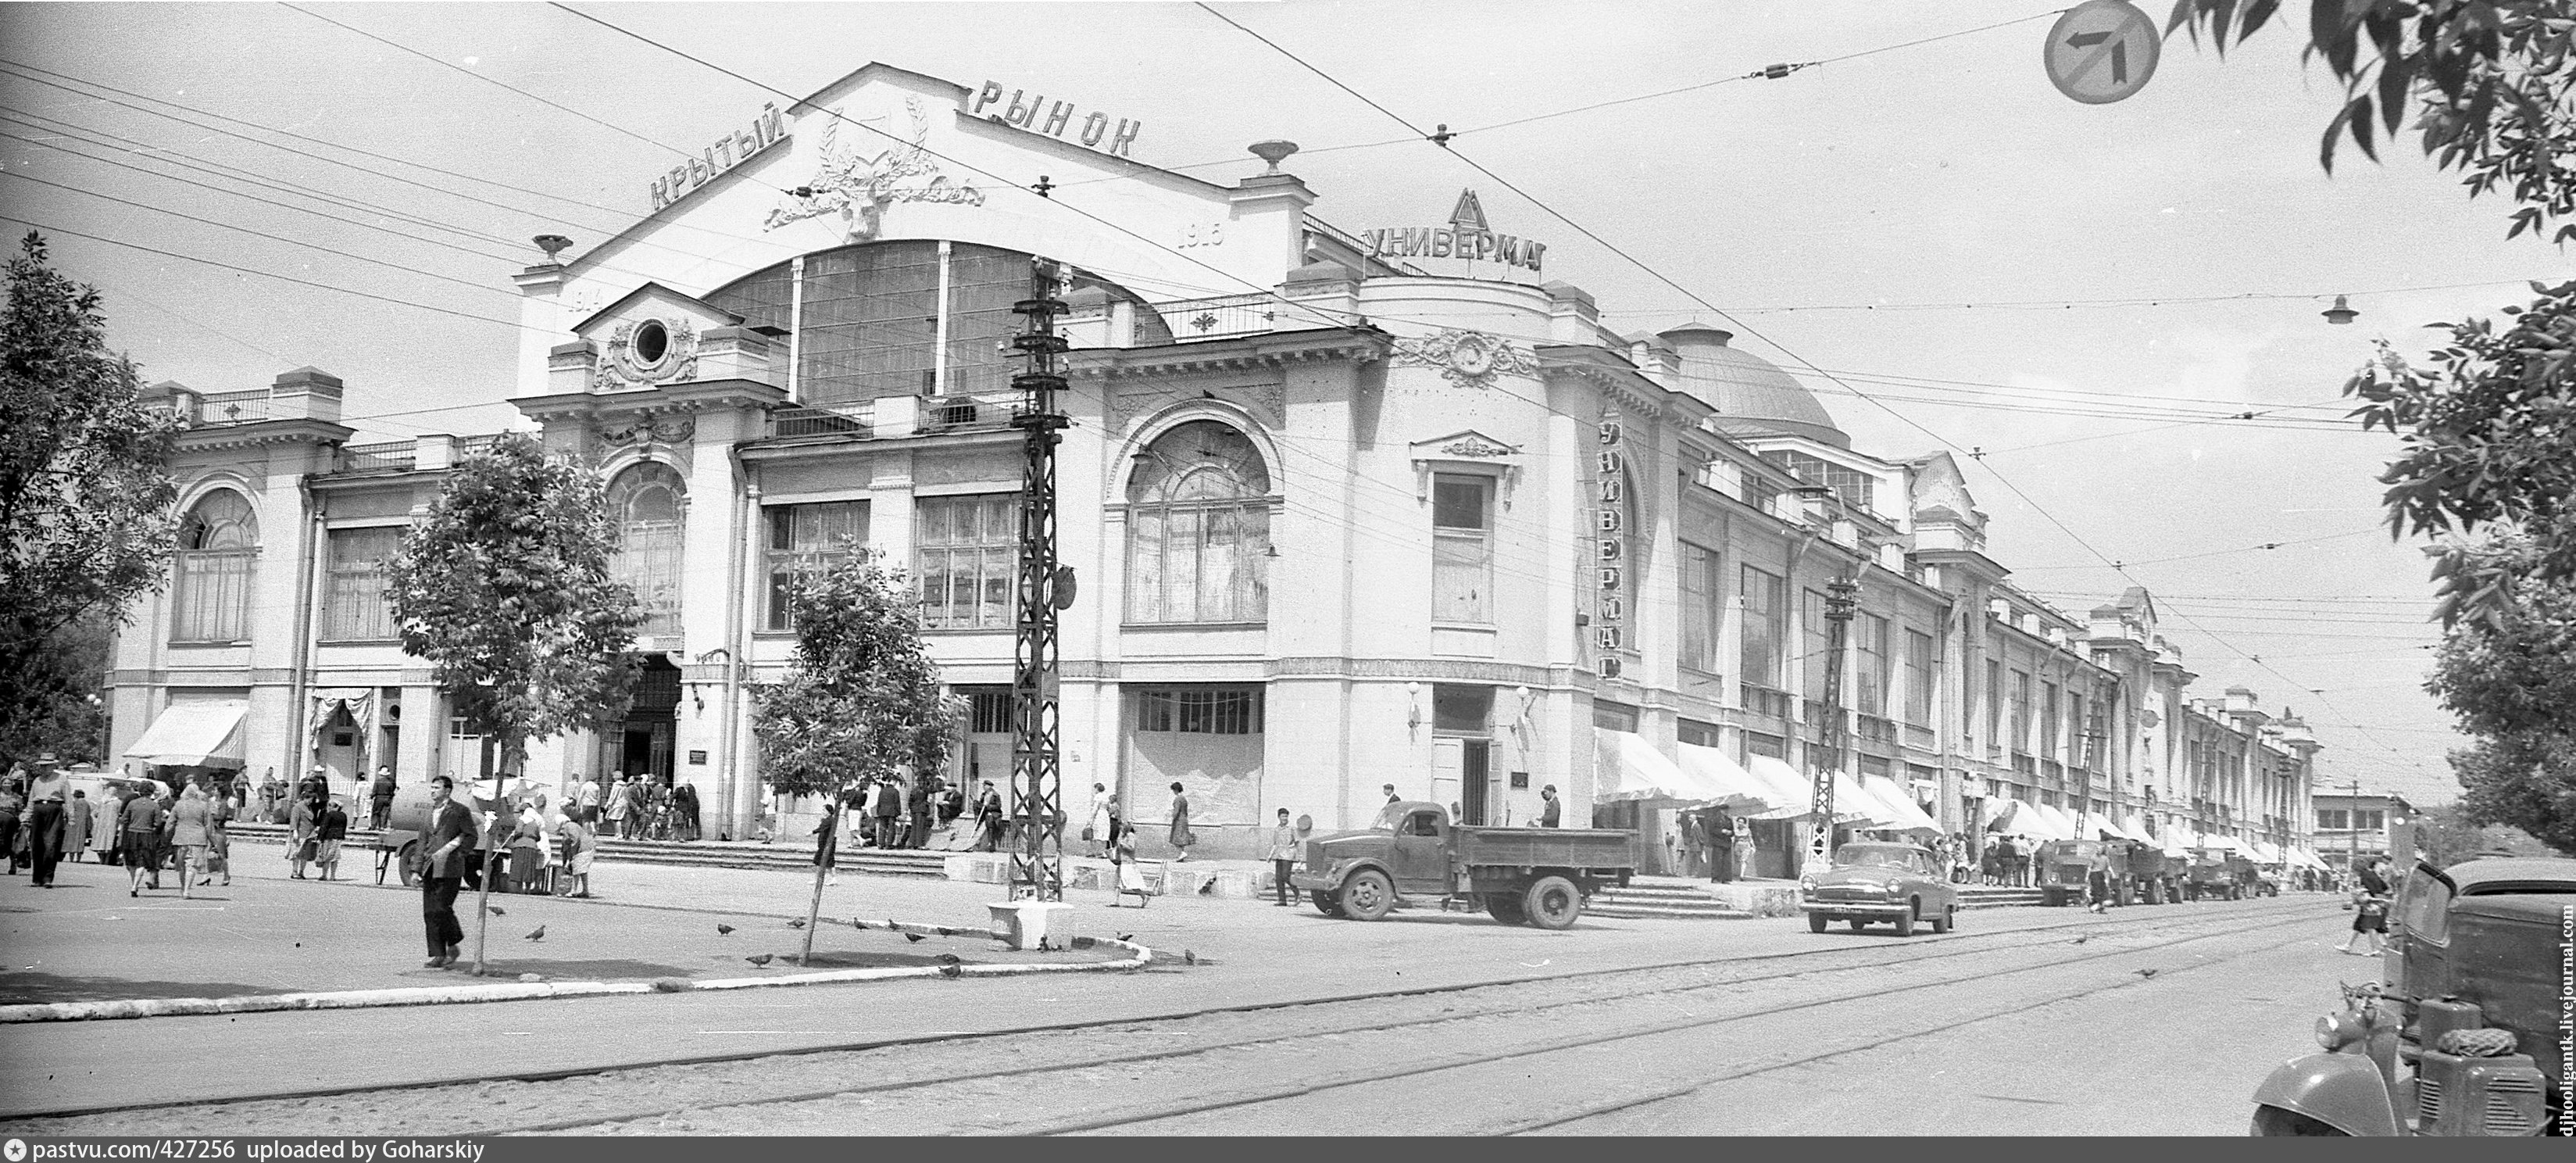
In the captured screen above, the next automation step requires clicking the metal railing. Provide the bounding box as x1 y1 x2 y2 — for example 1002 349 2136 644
1152 293 1277 342
772 403 875 438
195 390 279 426
334 441 416 474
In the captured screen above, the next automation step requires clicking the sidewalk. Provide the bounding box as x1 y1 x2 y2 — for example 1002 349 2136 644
0 854 1121 1011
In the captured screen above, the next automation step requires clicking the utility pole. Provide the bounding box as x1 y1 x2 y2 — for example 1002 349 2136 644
2346 777 2361 888
1008 259 1070 903
1806 573 1860 871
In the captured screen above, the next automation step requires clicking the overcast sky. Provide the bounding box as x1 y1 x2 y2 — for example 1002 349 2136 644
6 1 2567 808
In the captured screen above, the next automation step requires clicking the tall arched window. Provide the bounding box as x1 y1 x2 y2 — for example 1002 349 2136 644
1126 421 1270 624
173 490 257 641
609 463 686 639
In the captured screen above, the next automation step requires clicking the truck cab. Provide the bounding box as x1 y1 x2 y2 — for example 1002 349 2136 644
2250 855 2571 1136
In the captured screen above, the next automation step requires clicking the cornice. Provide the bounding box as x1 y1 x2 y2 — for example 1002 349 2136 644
177 418 354 453
1068 327 1390 380
514 378 788 424
741 427 1023 460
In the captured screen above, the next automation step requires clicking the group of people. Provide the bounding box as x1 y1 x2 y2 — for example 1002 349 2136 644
576 772 701 842
1667 806 1745 882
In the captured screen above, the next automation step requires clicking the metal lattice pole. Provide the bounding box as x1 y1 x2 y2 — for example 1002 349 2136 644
1806 574 1861 870
1008 260 1070 903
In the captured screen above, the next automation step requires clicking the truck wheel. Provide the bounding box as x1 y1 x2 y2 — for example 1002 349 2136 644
1895 903 1917 937
1310 889 1345 918
2249 1104 2348 1136
1931 904 1953 934
1485 894 1527 925
1807 911 1829 933
2146 879 2163 905
1339 870 1395 921
1520 875 1583 930
2041 889 2061 907
395 842 419 888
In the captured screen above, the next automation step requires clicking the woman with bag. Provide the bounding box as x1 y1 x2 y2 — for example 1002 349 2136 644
169 780 213 900
1109 819 1152 907
1167 782 1195 863
1085 783 1112 858
202 783 233 888
288 793 319 879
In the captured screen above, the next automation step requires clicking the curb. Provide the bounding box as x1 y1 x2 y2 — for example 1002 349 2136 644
0 920 1153 1025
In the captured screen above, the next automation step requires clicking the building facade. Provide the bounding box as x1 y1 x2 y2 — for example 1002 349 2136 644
106 63 2326 866
2312 791 2416 874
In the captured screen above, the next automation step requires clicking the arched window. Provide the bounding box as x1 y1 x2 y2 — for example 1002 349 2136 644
173 490 257 641
608 463 685 639
1125 421 1270 624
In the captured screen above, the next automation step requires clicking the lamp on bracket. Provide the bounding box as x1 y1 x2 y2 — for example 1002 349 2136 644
1406 682 1423 738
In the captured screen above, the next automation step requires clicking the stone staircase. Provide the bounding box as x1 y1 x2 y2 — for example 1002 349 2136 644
1587 880 1758 921
225 822 950 879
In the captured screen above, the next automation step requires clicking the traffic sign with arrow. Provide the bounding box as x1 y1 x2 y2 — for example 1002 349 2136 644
2045 0 2161 106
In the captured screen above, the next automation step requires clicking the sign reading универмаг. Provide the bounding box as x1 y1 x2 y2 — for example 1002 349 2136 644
1366 189 1545 274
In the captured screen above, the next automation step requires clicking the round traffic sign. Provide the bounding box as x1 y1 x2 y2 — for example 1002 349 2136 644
2045 0 2161 106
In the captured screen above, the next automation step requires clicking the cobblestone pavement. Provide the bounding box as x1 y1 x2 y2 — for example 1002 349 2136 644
0 884 2339 1133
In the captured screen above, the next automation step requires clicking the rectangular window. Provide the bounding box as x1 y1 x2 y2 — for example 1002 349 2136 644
763 501 871 631
173 550 253 642
1677 718 1721 747
1680 542 1720 674
322 526 403 641
1739 566 1785 690
2317 808 2348 831
1757 449 1875 511
1745 732 1788 760
1903 629 1935 726
1435 685 1496 734
915 493 1016 630
1126 499 1269 624
2068 692 2088 768
1135 688 1263 734
2356 810 2385 832
1985 659 2003 749
1591 699 1639 733
2010 671 2033 754
1856 614 1890 717
1802 589 1833 703
1431 474 1492 624
2042 682 2062 758
966 690 1012 734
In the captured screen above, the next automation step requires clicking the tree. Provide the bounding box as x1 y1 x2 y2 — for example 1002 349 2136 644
384 431 642 971
2168 2 2576 852
0 614 113 765
0 231 183 765
751 547 960 964
2412 797 2560 864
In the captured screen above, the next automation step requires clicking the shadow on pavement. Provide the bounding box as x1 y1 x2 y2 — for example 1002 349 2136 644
0 973 284 1004
440 957 696 980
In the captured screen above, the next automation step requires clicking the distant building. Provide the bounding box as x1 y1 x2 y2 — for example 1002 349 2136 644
104 63 2328 867
2313 790 2417 872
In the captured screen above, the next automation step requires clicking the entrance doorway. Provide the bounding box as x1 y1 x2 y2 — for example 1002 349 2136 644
1459 739 1491 825
608 655 681 785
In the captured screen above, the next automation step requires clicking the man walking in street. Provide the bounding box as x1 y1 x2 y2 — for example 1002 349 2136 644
23 775 66 888
873 774 903 848
1266 807 1299 907
972 780 1004 852
368 766 397 831
1708 807 1738 883
419 776 473 968
1537 785 1562 828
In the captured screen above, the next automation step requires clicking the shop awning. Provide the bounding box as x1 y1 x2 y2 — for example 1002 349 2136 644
123 701 246 768
1593 728 1728 805
1846 774 1942 834
1742 756 1882 825
2249 839 2284 862
2021 803 2078 842
1674 742 1795 811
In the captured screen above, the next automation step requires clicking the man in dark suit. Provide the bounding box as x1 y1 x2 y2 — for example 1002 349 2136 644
1537 785 1562 828
419 776 474 968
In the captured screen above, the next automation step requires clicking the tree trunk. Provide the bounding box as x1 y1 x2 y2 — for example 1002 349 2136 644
799 807 834 966
470 733 524 976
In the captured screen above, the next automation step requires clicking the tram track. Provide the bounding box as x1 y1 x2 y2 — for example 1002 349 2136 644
2 897 2318 1133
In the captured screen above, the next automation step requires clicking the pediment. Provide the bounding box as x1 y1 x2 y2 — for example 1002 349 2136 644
1409 430 1522 461
571 282 740 341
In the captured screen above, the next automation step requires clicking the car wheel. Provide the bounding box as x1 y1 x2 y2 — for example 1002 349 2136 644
1520 875 1583 930
1339 869 1394 921
1895 903 1917 937
2249 1104 2349 1136
1807 911 1829 933
1485 893 1527 925
1931 904 1953 934
1310 889 1345 918
1849 918 1868 932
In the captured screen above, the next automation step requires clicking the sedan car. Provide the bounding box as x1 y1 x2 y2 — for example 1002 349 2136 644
1800 841 1959 936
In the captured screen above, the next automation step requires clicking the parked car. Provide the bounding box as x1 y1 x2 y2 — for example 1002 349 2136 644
1290 801 1636 929
2184 847 2256 900
1799 841 1960 936
2249 855 2571 1136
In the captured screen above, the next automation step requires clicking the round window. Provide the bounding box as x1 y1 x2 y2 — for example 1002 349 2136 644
633 320 670 366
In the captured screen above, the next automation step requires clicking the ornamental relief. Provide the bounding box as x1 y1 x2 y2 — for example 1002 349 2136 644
1389 328 1538 391
592 317 699 392
598 414 697 448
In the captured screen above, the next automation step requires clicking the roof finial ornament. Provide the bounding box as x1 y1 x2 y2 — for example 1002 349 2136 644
533 234 573 262
1248 140 1299 174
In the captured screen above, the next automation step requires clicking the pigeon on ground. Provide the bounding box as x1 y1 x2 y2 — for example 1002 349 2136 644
745 953 774 967
850 918 870 930
935 952 964 979
2135 968 2159 979
488 906 506 917
1183 949 1197 966
2070 934 2089 944
903 932 927 943
786 918 806 929
1115 932 1134 943
523 925 546 942
716 924 735 936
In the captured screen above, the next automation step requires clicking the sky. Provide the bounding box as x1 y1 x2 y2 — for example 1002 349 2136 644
5 0 2568 809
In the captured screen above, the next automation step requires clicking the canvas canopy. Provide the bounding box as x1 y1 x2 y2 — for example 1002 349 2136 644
122 702 247 768
1743 755 1883 825
1593 728 1729 805
1674 742 1799 812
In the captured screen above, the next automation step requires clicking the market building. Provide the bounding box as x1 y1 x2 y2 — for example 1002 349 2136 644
103 62 2328 869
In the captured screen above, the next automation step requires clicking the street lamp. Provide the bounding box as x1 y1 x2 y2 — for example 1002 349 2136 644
2321 295 2359 325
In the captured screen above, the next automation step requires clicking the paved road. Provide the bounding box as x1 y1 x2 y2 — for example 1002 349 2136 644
2 857 2349 1133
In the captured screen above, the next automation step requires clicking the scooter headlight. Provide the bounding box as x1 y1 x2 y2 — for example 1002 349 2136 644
2314 1011 2367 1050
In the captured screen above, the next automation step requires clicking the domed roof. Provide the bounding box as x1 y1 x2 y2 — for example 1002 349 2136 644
1657 324 1846 448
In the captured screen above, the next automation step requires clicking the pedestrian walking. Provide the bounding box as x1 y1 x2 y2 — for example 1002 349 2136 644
169 780 213 900
1109 819 1151 907
25 783 66 888
1167 782 1195 862
120 783 166 896
1266 807 1299 906
906 775 935 849
871 775 902 848
603 773 631 838
1104 793 1121 852
64 789 91 864
2338 859 2392 955
623 776 649 839
673 782 702 842
1537 785 1563 828
1709 807 1738 883
579 775 603 826
1084 783 1113 858
316 797 350 882
203 783 234 887
417 776 473 968
368 766 397 831
255 769 283 825
288 791 319 879
0 771 23 875
972 781 1005 852
2085 851 2113 914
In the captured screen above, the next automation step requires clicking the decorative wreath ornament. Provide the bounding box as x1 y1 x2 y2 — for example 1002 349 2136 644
594 317 699 391
1391 327 1538 390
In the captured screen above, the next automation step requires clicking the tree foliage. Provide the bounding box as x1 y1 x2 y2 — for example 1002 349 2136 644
0 231 182 761
0 613 112 766
2412 797 2560 862
751 549 959 803
2445 734 2576 853
384 433 641 774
